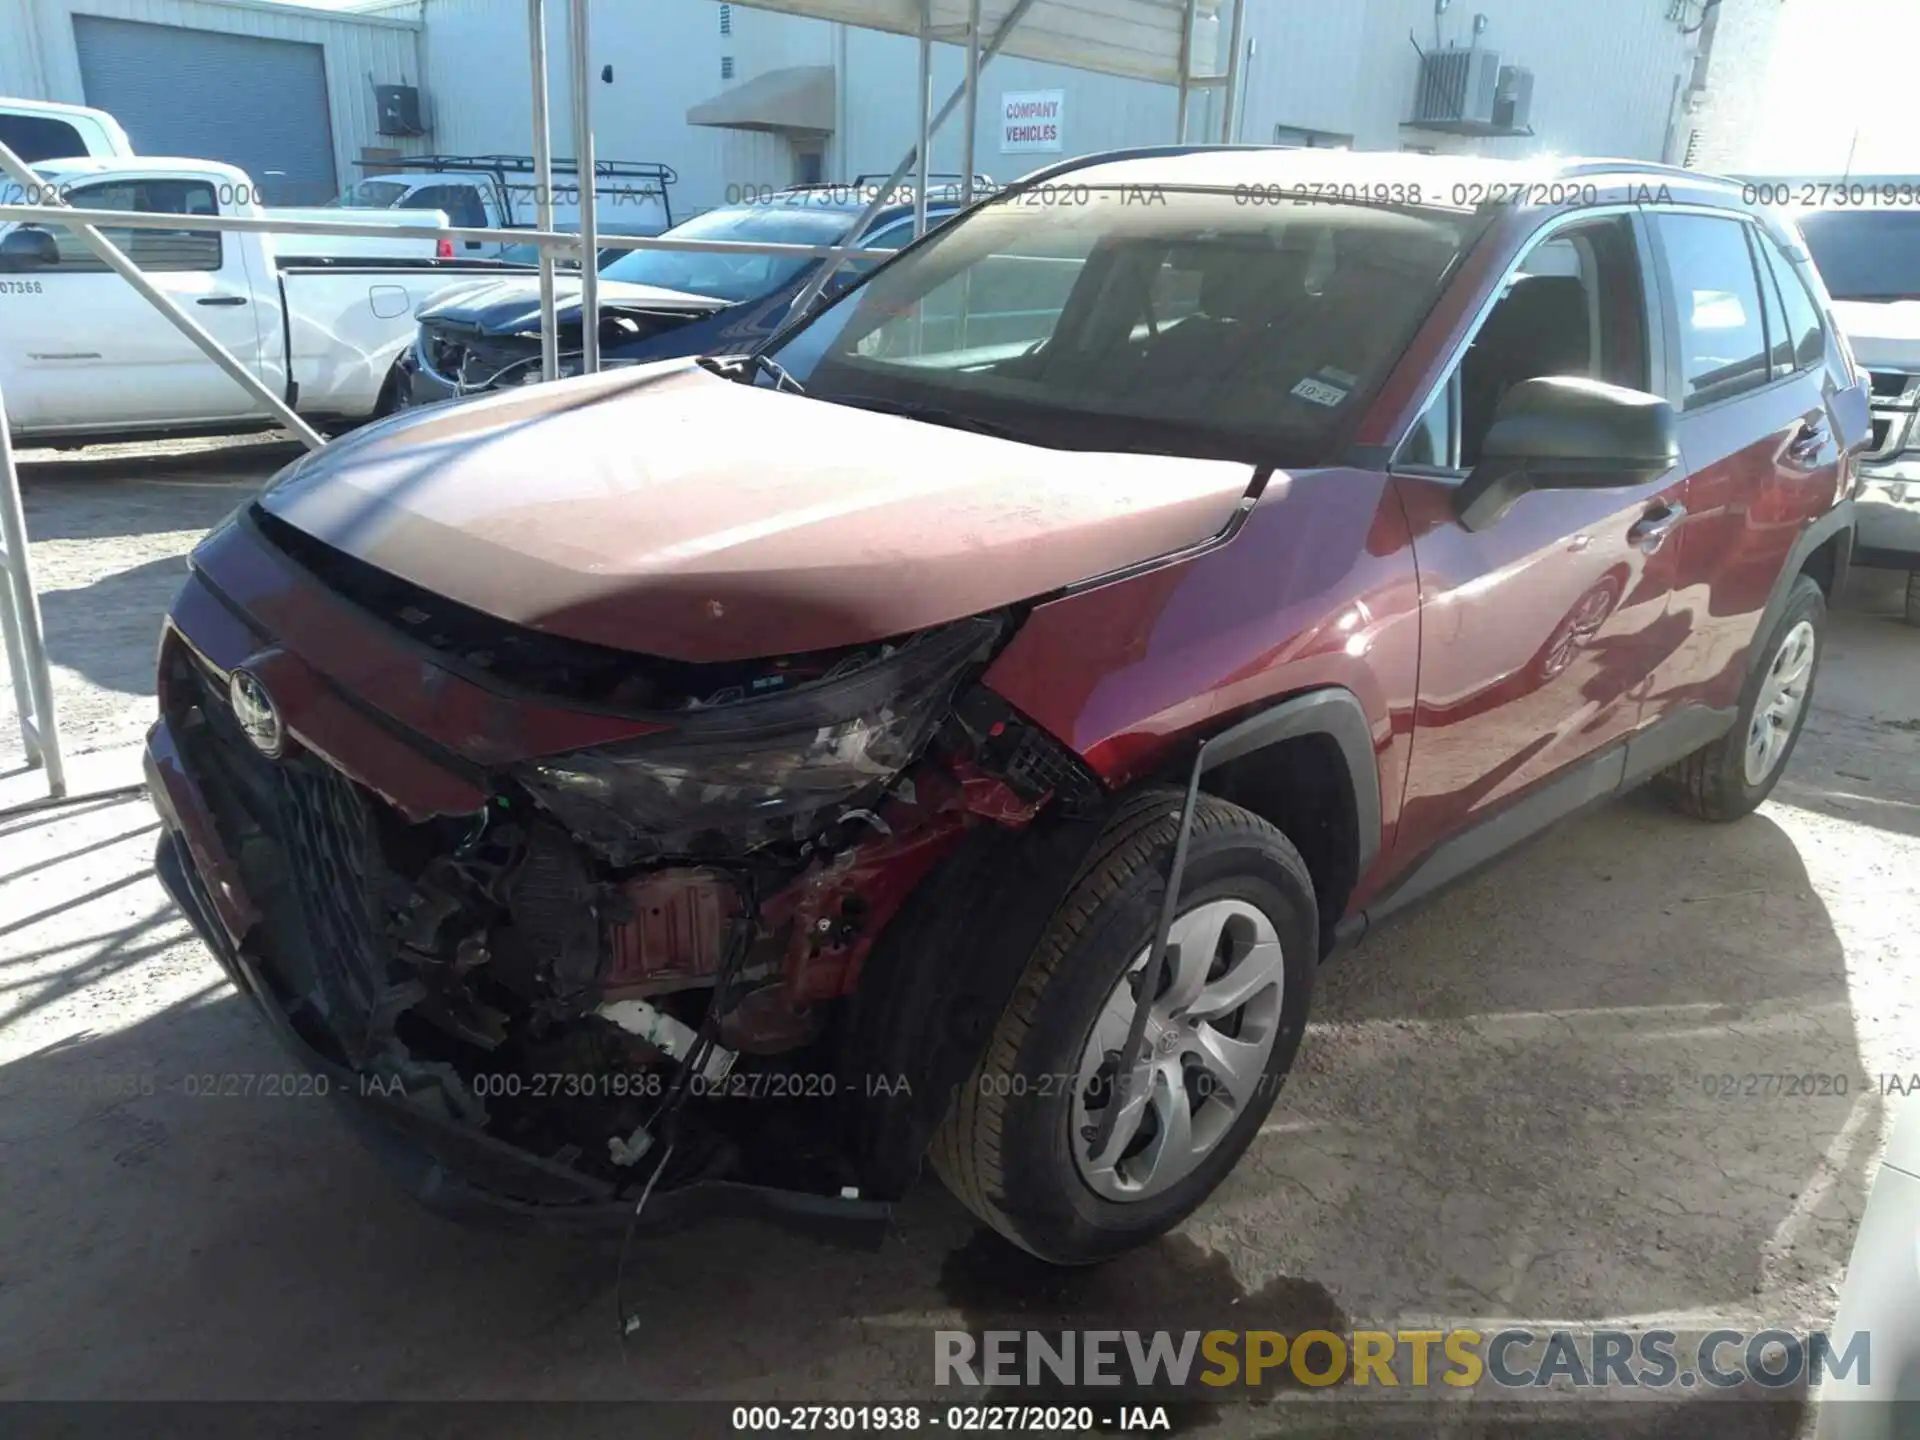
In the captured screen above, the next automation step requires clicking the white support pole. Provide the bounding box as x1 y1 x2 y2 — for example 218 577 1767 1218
1176 0 1198 144
786 0 1040 322
529 0 561 382
0 379 65 798
1219 0 1247 145
0 140 326 453
569 0 600 375
914 0 932 238
962 0 982 207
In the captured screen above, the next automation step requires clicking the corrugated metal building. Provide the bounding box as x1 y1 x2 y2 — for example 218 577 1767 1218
1 0 426 202
356 0 1710 215
1 0 1715 214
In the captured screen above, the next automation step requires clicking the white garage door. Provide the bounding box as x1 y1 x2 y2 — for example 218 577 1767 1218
73 16 338 205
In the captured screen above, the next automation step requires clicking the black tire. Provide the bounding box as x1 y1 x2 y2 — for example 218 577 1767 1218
1657 574 1826 822
1905 571 1920 628
371 361 408 419
929 789 1317 1265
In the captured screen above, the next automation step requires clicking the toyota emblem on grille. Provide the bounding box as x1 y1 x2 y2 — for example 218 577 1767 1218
229 669 284 756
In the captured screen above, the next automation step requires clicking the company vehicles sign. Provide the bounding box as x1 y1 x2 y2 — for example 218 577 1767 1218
1001 91 1064 153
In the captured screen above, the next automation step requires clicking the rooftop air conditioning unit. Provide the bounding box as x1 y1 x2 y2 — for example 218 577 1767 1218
1413 47 1502 126
1493 65 1535 132
375 84 427 137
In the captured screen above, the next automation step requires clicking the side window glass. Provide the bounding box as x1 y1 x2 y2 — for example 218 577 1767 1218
1457 217 1645 466
1653 212 1771 410
859 217 921 252
49 179 221 272
1760 234 1827 372
1750 228 1795 379
836 215 929 289
0 115 87 164
1403 217 1648 470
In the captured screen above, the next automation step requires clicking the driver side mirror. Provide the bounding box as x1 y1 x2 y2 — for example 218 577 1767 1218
1456 376 1679 531
0 226 59 272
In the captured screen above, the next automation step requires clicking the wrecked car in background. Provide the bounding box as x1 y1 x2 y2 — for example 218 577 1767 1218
397 180 970 400
148 148 1865 1266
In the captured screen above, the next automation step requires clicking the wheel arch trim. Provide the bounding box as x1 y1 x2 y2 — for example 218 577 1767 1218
1193 686 1382 883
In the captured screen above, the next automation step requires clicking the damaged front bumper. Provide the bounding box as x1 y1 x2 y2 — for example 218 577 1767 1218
146 720 892 1245
142 502 1110 1248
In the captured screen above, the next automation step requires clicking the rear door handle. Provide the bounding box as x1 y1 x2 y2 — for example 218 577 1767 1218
195 295 248 307
1789 417 1829 463
1628 501 1687 554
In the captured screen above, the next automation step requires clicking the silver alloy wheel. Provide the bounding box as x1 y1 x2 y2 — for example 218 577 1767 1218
1744 619 1817 786
1071 898 1285 1203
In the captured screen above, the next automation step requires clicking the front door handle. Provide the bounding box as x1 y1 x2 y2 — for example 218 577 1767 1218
1628 501 1687 554
195 294 248 307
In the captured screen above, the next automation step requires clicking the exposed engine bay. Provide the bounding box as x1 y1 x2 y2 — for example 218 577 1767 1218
416 304 711 392
170 600 1104 1207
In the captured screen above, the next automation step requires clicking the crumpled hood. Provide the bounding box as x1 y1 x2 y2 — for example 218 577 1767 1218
1833 299 1920 372
257 361 1256 662
418 275 726 334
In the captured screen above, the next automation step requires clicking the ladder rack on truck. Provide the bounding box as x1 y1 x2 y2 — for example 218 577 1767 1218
358 154 678 228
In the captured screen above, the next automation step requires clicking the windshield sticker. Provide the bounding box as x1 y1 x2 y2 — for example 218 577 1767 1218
1291 374 1350 407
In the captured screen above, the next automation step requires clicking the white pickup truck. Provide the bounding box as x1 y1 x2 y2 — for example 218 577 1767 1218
0 155 527 445
0 95 450 263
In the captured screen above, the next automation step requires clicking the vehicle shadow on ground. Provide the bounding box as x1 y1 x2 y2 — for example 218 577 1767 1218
36 555 191 698
17 439 297 511
1242 796 1872 1338
0 800 1876 1422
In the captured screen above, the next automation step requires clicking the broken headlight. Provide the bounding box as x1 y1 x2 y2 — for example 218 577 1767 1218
511 617 1002 859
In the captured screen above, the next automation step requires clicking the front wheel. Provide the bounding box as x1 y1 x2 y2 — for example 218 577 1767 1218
1657 574 1825 821
930 791 1316 1264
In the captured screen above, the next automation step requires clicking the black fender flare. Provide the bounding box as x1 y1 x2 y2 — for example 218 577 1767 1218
1749 499 1854 674
1193 686 1382 883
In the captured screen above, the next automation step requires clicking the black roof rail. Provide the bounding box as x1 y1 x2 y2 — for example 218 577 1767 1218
1000 142 1297 194
1553 157 1742 188
850 171 995 189
356 153 679 186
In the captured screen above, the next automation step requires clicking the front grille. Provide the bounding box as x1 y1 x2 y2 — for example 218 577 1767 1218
1865 370 1920 461
167 637 399 1064
275 761 394 1064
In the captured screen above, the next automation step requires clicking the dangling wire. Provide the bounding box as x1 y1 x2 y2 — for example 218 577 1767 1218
613 868 758 1341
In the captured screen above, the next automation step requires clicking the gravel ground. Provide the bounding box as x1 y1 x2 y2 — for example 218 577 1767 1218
0 435 300 771
1 441 1917 1437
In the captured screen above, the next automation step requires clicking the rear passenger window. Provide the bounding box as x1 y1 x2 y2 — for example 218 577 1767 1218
1653 213 1771 409
1759 233 1827 372
1752 229 1796 378
0 115 88 164
404 185 486 229
46 179 222 272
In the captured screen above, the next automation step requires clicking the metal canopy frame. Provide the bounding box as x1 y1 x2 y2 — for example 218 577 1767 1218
0 0 1242 804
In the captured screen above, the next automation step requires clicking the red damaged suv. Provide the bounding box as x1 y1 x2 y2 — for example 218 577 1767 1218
148 149 1868 1265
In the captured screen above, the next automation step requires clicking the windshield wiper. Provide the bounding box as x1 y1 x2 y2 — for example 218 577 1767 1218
829 393 1029 442
696 351 806 394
